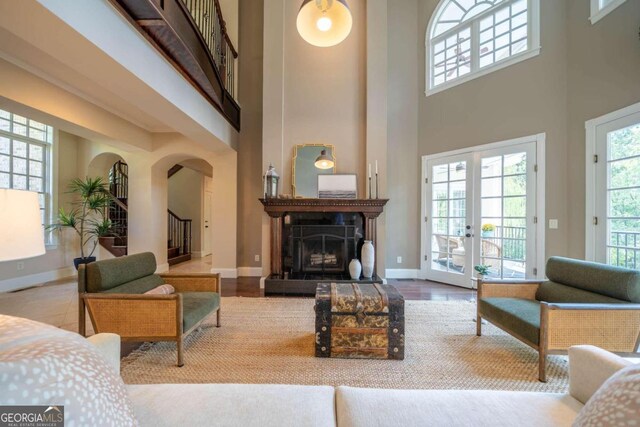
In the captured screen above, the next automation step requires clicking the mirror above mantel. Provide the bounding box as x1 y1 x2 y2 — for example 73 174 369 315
292 144 336 198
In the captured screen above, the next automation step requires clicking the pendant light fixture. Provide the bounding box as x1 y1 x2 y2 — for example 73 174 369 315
314 149 334 169
297 0 352 47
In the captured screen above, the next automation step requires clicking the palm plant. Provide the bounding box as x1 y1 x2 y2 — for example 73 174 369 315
48 177 115 263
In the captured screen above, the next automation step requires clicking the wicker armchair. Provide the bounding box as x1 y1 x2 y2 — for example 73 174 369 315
78 253 221 367
476 257 640 382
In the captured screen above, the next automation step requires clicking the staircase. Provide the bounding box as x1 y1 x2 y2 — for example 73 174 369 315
98 161 193 265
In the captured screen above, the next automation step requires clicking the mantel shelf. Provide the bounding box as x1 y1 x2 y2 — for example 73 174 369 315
260 198 389 218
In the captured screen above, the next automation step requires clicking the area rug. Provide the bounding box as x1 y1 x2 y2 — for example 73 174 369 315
120 297 569 392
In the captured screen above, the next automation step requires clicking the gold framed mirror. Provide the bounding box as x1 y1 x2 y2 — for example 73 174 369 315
292 144 336 198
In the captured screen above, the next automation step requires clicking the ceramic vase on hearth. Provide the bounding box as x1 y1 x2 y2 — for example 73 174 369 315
349 259 362 280
361 240 374 279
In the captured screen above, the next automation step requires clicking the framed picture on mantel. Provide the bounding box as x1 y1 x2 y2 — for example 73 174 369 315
318 174 357 199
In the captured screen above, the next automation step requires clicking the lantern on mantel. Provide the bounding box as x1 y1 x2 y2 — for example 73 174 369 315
264 163 280 199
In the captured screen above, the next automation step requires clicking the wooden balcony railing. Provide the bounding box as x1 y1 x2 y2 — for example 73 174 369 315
110 0 240 130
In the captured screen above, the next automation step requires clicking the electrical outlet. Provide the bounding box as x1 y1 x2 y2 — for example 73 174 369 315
549 219 558 229
17 262 24 271
397 256 402 264
254 254 260 262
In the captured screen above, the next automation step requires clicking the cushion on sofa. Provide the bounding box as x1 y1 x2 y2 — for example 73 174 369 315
86 252 158 292
182 292 220 332
103 274 164 294
536 281 629 304
336 386 582 427
0 315 138 426
546 256 640 303
127 383 336 427
479 298 540 345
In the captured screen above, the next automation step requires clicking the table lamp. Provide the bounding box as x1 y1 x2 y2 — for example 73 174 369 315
0 189 46 262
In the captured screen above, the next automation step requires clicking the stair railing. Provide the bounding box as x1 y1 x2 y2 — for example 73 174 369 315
168 209 193 257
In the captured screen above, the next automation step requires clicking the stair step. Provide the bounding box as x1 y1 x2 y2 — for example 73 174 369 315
168 253 191 266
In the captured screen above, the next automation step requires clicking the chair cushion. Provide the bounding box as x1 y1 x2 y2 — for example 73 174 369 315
86 252 158 292
102 274 164 294
545 256 640 302
536 281 629 304
479 298 540 345
182 292 220 332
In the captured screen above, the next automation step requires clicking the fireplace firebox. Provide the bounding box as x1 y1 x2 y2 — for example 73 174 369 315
260 198 388 295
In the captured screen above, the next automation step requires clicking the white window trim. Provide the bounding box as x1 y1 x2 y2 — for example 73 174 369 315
590 0 627 25
420 133 546 281
584 100 640 261
425 0 541 97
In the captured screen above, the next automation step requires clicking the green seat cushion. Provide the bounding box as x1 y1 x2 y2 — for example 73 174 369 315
86 252 158 292
546 256 640 302
102 275 164 294
536 281 629 304
182 292 220 332
479 298 540 345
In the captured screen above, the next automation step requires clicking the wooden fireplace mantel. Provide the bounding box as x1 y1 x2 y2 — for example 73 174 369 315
260 198 388 281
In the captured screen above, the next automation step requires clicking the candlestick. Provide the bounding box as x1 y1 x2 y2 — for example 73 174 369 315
375 173 379 199
368 163 371 178
368 176 372 199
375 160 378 174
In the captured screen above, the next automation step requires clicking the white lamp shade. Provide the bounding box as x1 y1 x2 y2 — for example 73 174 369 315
297 0 352 47
0 189 46 262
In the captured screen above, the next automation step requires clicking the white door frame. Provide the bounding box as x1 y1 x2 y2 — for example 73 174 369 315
420 133 546 284
585 101 640 262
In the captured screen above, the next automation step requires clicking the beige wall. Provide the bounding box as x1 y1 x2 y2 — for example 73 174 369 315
386 0 420 270
236 0 264 269
417 0 570 262
168 168 204 255
565 0 640 259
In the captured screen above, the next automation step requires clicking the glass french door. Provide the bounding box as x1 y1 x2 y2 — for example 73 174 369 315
424 142 538 287
593 112 640 270
425 154 474 287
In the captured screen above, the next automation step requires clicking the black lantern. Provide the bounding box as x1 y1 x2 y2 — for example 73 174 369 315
264 163 280 199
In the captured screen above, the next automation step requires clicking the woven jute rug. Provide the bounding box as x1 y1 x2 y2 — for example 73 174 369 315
120 297 569 392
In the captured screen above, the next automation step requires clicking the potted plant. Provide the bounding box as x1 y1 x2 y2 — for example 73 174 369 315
474 264 491 279
48 177 115 269
481 223 495 237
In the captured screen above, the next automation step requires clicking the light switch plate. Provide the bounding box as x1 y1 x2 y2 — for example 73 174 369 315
254 255 260 262
397 256 402 264
549 219 558 229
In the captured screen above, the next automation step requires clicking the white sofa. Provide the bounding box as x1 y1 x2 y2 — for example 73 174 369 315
85 333 633 427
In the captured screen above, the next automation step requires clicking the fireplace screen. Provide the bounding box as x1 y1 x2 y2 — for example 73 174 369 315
283 213 363 278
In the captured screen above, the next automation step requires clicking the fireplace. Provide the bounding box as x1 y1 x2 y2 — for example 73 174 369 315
260 198 388 295
284 213 363 279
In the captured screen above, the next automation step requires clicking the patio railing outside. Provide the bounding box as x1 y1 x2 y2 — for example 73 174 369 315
609 231 640 270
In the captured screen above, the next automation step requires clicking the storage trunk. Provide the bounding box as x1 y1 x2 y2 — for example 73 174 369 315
315 282 405 360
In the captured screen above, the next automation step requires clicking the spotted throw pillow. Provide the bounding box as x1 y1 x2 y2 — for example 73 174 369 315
0 314 138 426
573 362 640 426
144 284 175 295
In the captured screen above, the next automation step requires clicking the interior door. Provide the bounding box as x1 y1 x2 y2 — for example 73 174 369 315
594 112 640 270
474 143 537 279
424 154 474 287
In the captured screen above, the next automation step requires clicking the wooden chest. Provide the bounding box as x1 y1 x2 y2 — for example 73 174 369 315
315 283 405 360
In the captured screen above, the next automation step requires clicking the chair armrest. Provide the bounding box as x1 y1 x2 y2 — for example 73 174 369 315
83 293 182 338
159 273 221 293
86 333 121 375
541 302 640 353
478 280 542 300
568 345 632 404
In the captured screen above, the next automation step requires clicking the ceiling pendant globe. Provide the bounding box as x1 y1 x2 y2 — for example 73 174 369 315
297 0 352 47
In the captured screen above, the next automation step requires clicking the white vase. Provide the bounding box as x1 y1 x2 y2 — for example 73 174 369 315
361 240 375 279
349 259 362 280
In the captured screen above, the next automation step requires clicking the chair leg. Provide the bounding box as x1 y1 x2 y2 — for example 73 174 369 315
78 297 86 337
476 314 482 336
216 308 221 328
538 350 547 382
177 337 184 367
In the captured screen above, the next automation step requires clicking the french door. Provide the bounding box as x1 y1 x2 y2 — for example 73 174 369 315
589 110 640 270
423 140 541 288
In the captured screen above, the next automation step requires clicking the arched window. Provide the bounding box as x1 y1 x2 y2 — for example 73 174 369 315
426 0 540 95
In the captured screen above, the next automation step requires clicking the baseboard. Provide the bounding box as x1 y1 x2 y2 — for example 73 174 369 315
0 266 76 293
385 269 420 279
156 263 170 274
259 276 267 289
237 267 262 277
210 268 238 279
191 251 203 258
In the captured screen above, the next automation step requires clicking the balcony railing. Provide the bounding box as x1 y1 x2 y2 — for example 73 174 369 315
181 0 237 99
610 231 640 270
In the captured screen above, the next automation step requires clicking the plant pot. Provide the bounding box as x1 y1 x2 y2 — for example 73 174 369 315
349 259 362 280
73 257 96 270
481 231 494 238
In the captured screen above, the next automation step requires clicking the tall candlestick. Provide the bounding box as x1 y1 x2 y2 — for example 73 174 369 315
368 176 372 199
375 173 379 199
375 160 378 174
368 163 371 178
